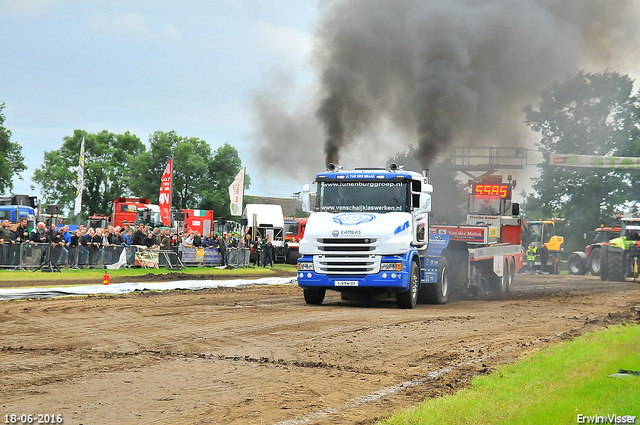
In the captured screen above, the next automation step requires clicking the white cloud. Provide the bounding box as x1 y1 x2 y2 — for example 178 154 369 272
255 22 314 64
162 24 182 42
86 11 182 43
87 12 154 40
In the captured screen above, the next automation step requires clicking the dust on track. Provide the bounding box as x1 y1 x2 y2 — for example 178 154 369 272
1 274 639 425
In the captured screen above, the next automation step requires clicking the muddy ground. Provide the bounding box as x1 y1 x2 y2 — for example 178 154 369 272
1 273 639 425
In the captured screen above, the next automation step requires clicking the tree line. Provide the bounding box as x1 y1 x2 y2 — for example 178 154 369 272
1 70 640 247
0 118 249 219
522 71 640 252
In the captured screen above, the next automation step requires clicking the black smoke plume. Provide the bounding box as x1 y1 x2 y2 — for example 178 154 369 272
253 0 640 175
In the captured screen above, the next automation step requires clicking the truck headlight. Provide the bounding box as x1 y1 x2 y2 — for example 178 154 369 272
298 262 314 271
380 262 402 271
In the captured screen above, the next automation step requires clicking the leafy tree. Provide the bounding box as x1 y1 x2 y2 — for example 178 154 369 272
129 131 212 209
292 206 310 218
523 71 640 251
129 133 249 217
200 142 251 218
0 103 26 194
387 147 468 224
32 129 144 216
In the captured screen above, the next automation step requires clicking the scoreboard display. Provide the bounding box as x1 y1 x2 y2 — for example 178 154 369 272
472 183 511 199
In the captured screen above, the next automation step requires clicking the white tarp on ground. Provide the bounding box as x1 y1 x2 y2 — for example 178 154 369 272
0 277 297 301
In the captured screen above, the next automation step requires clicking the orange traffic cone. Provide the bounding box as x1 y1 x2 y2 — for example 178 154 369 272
103 270 110 285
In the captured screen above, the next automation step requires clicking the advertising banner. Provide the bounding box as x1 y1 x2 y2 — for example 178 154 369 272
229 168 245 216
550 153 640 169
159 158 173 226
74 136 85 216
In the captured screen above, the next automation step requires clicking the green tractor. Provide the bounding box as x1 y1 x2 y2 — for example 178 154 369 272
600 218 640 282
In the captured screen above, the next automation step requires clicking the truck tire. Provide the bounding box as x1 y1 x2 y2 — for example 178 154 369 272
568 252 587 275
422 256 449 305
303 288 326 305
397 261 419 309
607 247 626 282
286 248 301 265
587 247 601 276
600 244 609 281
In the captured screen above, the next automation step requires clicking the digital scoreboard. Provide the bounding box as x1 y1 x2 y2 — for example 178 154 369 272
472 183 511 199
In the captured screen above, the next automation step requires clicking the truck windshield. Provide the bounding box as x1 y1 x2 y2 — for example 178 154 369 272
316 181 408 213
137 209 162 227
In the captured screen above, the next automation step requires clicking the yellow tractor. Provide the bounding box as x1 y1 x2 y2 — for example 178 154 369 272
524 220 565 274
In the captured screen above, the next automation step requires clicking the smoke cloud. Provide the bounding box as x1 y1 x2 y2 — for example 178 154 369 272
252 0 640 176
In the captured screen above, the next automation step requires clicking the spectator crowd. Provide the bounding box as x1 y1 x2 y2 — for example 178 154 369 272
0 219 275 269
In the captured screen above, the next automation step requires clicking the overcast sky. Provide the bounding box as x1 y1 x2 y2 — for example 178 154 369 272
0 0 318 199
2 0 639 207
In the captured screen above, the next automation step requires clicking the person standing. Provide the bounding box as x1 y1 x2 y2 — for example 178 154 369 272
218 233 228 266
16 218 29 243
0 220 11 267
131 224 146 246
526 242 537 274
253 236 262 266
30 222 48 244
539 243 549 274
262 235 273 268
8 223 20 266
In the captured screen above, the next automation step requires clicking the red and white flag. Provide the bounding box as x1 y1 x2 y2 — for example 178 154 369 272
159 158 173 226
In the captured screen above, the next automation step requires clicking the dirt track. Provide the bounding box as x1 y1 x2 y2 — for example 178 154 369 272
1 273 639 425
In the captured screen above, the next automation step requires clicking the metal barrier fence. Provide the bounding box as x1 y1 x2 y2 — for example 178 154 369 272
0 243 253 270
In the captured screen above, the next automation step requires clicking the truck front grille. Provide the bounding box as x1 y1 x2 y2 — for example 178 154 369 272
317 238 377 253
314 239 380 274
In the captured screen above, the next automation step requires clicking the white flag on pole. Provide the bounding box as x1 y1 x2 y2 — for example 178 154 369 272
74 136 85 216
228 168 245 216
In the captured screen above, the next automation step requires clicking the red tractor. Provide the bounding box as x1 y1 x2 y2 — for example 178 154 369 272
568 225 621 275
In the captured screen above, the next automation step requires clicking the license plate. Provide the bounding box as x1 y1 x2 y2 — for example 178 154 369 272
334 280 358 286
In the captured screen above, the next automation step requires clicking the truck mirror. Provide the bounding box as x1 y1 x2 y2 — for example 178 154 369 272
419 193 432 213
512 203 520 216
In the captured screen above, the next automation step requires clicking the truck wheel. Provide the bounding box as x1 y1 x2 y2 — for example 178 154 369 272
568 253 586 275
600 245 609 281
607 248 626 282
286 249 301 264
587 248 601 276
423 256 449 305
397 261 419 309
303 288 326 305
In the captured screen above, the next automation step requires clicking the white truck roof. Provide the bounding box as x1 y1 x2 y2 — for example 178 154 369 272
243 204 284 228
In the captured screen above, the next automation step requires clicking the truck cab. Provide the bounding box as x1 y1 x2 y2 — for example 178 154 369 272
243 204 287 262
297 164 441 309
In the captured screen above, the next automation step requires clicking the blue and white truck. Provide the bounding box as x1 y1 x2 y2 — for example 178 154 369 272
296 164 524 308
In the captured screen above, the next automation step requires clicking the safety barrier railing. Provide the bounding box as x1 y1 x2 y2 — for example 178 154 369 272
0 242 259 270
0 242 22 269
228 248 251 267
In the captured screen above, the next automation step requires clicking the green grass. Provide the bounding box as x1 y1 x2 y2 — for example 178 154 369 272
0 264 298 287
379 323 640 425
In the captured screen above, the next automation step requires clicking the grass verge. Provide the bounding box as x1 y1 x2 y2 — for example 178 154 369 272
379 323 640 425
